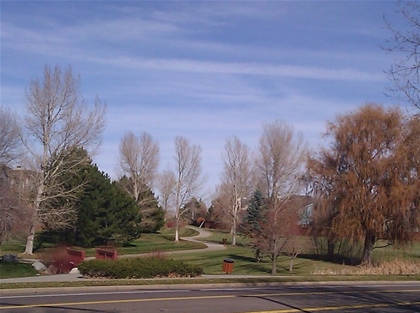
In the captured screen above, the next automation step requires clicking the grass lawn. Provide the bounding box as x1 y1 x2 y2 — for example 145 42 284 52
81 227 205 257
172 230 420 276
199 229 252 246
2 227 420 279
371 240 420 262
1 227 204 258
0 262 38 279
172 243 352 276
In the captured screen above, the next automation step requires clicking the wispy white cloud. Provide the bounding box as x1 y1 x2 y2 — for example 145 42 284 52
2 18 384 84
100 56 384 82
1 1 399 191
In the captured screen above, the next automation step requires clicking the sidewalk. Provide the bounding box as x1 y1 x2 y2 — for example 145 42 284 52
0 273 275 284
1 273 85 284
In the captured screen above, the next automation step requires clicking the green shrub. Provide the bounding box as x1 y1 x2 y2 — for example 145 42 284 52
78 257 203 279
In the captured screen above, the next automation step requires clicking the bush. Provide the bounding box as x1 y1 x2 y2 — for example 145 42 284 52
78 257 203 279
38 245 74 274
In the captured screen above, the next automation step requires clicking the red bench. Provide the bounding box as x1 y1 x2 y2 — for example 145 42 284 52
96 248 117 260
67 248 85 266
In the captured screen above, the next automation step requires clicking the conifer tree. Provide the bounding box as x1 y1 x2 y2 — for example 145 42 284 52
41 151 142 247
241 190 267 239
74 164 142 247
241 190 267 262
117 176 164 233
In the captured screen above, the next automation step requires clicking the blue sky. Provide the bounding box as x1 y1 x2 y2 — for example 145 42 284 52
0 1 406 195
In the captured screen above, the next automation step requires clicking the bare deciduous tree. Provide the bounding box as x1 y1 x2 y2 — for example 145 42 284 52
0 107 23 244
220 136 253 245
157 169 176 216
208 186 233 231
118 131 160 196
22 65 106 255
0 106 21 165
0 165 24 245
384 1 420 111
307 104 420 265
118 131 160 229
254 120 308 274
172 136 205 242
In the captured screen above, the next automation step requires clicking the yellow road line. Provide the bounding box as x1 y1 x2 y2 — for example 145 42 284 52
1 290 419 311
244 288 420 298
245 301 420 313
0 294 234 310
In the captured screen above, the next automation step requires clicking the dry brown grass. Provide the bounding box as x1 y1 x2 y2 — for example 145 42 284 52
312 259 420 275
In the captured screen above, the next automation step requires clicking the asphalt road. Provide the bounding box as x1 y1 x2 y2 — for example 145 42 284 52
1 282 420 313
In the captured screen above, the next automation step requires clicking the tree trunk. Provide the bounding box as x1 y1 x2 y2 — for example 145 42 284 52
271 257 277 275
289 257 294 272
175 216 179 242
327 240 335 262
25 184 43 255
232 215 237 246
24 221 36 255
271 241 277 275
362 233 375 265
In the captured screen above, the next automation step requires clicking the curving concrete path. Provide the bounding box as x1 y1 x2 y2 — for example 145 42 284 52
179 226 227 252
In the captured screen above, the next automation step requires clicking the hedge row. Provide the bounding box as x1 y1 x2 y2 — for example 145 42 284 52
78 257 203 279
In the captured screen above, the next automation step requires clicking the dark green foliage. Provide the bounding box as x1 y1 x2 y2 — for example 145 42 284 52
183 197 208 225
40 146 90 231
40 150 142 247
74 166 142 247
116 176 165 233
137 186 165 233
240 190 267 238
78 257 203 278
240 190 268 261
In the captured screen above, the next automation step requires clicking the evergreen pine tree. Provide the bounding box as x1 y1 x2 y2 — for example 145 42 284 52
40 150 142 247
241 190 267 239
117 176 165 233
74 165 142 247
240 190 267 262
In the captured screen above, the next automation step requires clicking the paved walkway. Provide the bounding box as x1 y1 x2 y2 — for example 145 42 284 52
179 226 227 252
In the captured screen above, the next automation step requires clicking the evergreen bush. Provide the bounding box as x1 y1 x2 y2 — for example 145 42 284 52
78 257 203 278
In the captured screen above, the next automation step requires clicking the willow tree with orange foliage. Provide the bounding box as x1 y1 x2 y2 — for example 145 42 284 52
307 103 420 265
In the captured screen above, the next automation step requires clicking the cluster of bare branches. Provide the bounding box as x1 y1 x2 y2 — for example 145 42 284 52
219 136 253 245
20 65 106 254
212 120 309 274
0 106 22 166
253 120 309 274
0 108 25 244
385 1 420 112
170 136 205 242
117 131 160 230
0 167 23 244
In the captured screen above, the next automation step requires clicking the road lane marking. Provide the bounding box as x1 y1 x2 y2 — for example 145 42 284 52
0 294 235 310
244 301 420 313
1 290 419 311
244 288 420 298
2 288 419 300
